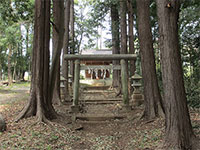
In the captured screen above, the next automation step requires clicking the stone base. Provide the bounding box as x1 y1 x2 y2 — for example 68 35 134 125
132 99 144 106
122 104 132 112
71 105 80 113
131 93 144 107
132 93 143 99
62 95 72 103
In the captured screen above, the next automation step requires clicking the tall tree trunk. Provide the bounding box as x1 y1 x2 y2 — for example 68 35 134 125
25 24 29 55
120 0 127 55
111 3 120 88
8 45 12 85
16 0 57 122
50 0 65 105
156 0 199 149
0 63 2 81
62 0 71 100
136 0 164 120
127 0 135 78
12 61 16 81
119 0 128 95
52 0 65 105
25 24 30 81
69 0 75 82
21 71 25 81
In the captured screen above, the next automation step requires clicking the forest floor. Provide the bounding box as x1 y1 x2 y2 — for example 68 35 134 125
0 82 200 150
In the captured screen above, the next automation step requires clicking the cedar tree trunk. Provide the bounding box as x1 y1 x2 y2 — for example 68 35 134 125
52 0 65 105
119 0 128 94
16 0 57 122
111 3 120 88
120 0 127 55
8 45 12 85
136 0 164 120
49 0 64 104
0 63 2 81
156 0 199 149
127 0 135 78
62 0 71 100
69 0 75 81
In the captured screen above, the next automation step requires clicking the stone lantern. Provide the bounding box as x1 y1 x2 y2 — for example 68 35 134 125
60 76 66 100
68 74 73 96
131 73 143 106
68 74 73 87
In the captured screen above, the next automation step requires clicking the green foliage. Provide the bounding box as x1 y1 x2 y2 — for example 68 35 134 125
0 0 34 81
74 0 110 50
13 0 34 22
184 77 200 108
179 1 200 108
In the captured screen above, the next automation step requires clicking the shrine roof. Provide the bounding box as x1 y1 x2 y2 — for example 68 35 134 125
80 49 112 55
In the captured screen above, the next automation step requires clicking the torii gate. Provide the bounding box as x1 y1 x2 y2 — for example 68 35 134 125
64 54 137 112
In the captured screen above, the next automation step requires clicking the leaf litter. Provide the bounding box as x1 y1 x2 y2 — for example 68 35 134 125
0 84 199 150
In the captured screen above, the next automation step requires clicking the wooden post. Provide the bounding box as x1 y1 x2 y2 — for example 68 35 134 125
121 59 129 106
73 59 80 106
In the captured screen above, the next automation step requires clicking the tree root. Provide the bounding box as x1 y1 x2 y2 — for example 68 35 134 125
156 135 200 150
15 96 36 122
15 94 58 124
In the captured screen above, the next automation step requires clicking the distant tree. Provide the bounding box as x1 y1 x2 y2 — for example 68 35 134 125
110 2 120 88
69 0 75 81
7 45 12 85
127 0 135 78
120 0 127 55
16 0 57 122
0 0 34 82
136 0 164 120
0 1 17 85
156 0 200 149
179 1 200 108
74 0 108 50
62 0 71 100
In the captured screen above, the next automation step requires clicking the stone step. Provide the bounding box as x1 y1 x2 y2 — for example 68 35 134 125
80 99 122 105
84 102 119 105
62 99 122 105
75 115 126 121
80 98 122 102
82 91 116 94
82 86 110 90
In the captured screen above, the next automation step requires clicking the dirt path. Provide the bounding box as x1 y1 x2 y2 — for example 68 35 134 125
0 84 199 150
0 85 29 105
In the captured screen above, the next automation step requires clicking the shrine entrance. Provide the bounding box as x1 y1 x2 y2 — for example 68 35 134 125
64 54 137 112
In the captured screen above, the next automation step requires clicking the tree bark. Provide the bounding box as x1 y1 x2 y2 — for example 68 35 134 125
25 24 30 81
0 63 2 81
127 0 135 78
156 0 199 149
136 0 164 120
120 0 127 55
111 3 120 88
52 0 65 105
49 0 65 105
12 61 16 81
69 0 75 81
8 45 12 85
16 0 57 122
119 0 128 95
62 0 71 101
